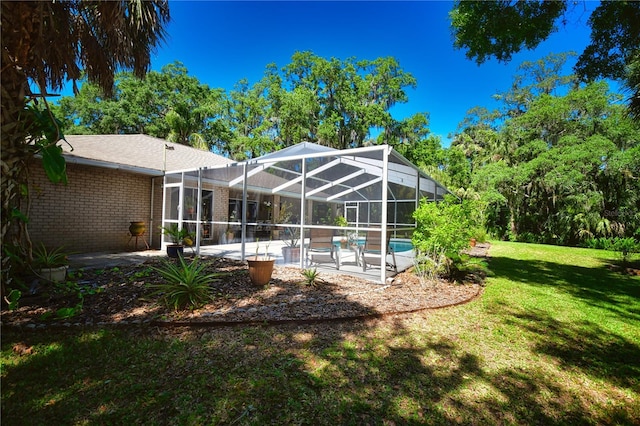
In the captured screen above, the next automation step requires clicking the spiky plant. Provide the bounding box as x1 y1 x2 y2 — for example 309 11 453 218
300 268 323 287
150 256 222 311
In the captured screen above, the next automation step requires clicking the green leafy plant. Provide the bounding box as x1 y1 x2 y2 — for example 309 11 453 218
413 248 448 286
161 225 193 246
611 237 639 264
300 268 323 287
4 289 21 310
412 195 480 258
279 202 300 248
33 243 69 268
150 257 222 310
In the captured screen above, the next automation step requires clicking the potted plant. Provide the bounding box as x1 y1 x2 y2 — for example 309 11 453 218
247 239 274 286
184 196 196 216
33 243 69 282
278 202 300 263
335 215 349 248
161 225 193 258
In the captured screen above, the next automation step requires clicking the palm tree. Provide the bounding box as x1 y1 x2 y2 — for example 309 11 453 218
1 0 170 292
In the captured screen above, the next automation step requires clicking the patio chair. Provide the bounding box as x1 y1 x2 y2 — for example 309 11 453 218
360 231 397 273
307 228 339 269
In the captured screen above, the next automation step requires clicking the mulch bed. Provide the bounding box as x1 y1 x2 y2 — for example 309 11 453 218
1 244 489 329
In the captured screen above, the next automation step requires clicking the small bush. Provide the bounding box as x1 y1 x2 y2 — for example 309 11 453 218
412 195 480 258
471 227 489 243
150 257 222 310
582 237 613 250
413 249 448 286
611 237 639 264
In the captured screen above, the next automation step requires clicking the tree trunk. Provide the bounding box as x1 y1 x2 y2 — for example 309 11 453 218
1 49 31 298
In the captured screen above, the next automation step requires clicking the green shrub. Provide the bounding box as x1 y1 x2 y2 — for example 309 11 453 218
471 227 489 243
447 253 491 283
611 237 639 264
150 257 222 310
412 195 479 257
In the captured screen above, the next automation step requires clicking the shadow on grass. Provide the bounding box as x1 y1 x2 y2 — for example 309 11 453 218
490 301 640 391
488 255 640 322
3 249 639 424
3 316 638 425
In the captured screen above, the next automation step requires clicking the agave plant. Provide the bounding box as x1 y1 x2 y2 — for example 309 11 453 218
300 267 324 287
150 256 222 310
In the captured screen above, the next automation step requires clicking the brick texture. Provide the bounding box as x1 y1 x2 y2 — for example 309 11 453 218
29 161 160 252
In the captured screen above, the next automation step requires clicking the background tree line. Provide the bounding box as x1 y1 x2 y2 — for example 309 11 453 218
54 53 435 160
55 50 639 247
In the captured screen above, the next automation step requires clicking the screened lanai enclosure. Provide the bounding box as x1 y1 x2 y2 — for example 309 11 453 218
162 143 448 283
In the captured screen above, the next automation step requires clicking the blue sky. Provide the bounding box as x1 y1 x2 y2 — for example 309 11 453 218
82 1 602 146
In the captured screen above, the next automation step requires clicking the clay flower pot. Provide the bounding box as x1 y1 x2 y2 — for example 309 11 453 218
247 256 275 286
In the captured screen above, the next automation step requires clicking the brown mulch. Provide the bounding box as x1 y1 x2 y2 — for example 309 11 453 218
1 244 489 328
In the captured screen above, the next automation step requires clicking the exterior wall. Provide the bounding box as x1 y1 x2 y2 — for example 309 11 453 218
29 161 159 253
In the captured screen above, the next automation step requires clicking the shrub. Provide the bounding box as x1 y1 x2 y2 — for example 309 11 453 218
412 195 479 257
413 248 448 286
611 237 639 264
150 257 222 310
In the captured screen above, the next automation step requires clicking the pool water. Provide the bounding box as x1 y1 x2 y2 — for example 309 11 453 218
332 238 414 253
389 240 414 252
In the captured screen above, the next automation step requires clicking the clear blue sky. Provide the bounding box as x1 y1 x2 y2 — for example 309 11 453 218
96 1 604 146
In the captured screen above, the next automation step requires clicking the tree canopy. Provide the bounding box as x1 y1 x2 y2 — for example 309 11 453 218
450 0 640 118
57 52 435 160
452 54 640 245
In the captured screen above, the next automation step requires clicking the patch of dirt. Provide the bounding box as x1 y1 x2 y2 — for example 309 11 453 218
1 245 489 328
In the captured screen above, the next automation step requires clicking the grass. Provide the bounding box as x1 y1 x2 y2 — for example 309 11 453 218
2 241 639 425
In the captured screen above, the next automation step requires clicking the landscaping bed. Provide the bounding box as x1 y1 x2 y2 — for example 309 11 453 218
1 246 488 328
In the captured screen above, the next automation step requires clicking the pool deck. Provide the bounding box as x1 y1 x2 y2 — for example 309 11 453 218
68 240 415 283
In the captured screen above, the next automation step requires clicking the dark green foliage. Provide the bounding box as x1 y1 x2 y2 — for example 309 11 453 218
57 53 427 158
459 54 640 246
612 238 640 264
450 1 567 64
450 1 640 118
149 256 221 310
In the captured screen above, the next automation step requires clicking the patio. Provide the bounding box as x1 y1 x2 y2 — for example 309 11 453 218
161 142 448 283
68 239 416 283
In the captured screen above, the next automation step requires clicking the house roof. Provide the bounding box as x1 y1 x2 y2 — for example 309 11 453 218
61 134 232 176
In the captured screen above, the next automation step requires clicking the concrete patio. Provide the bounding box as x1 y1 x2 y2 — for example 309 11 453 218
68 240 415 283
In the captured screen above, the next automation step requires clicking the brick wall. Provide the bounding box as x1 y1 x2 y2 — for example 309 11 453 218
29 161 160 253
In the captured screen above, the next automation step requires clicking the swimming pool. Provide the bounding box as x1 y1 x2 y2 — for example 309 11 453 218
389 239 414 253
331 237 414 253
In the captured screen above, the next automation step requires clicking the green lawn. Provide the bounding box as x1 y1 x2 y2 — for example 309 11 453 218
2 241 639 425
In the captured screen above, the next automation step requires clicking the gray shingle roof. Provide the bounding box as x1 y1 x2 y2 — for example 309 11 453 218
61 134 232 175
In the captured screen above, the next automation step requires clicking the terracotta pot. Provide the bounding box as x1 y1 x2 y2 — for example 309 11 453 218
247 257 275 286
129 221 146 236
